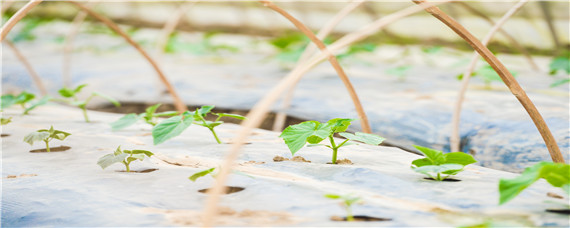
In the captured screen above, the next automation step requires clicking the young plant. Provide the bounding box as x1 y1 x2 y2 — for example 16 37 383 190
110 103 178 131
499 161 569 205
152 105 246 145
1 91 49 114
411 145 477 181
97 146 154 173
324 193 362 222
279 118 385 164
57 84 120 122
548 52 570 87
23 126 71 152
1 117 12 125
457 64 518 89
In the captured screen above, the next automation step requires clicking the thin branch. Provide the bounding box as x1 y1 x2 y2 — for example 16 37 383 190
457 2 539 71
67 1 187 113
155 1 196 53
4 39 47 96
1 0 43 42
273 0 364 131
200 1 449 227
451 0 528 152
412 0 564 163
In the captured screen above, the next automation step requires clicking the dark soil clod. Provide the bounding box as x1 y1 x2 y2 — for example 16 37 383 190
198 186 245 195
1 134 10 137
116 168 158 173
546 209 570 215
330 215 392 222
326 158 353 165
29 146 71 153
423 177 462 182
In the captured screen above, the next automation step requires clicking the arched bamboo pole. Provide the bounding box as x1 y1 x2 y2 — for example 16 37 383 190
412 0 564 163
66 1 187 113
155 1 197 53
262 0 371 134
272 0 365 131
450 0 528 152
62 1 98 87
201 2 449 226
4 39 47 95
457 2 539 71
0 0 43 42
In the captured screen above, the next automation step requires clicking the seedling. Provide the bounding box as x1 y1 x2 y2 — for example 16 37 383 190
165 32 238 55
324 193 362 222
97 146 154 173
457 64 518 89
23 126 71 152
279 118 385 164
385 65 412 80
152 105 246 145
189 167 217 181
548 52 570 87
337 43 377 60
499 161 569 205
110 103 178 130
1 117 12 125
57 84 120 122
1 91 49 114
411 145 477 181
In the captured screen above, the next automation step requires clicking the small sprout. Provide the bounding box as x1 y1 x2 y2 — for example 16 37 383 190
411 145 477 181
97 146 154 173
110 103 178 130
385 65 412 80
499 162 569 205
279 118 385 164
1 91 49 114
1 117 12 125
549 54 570 75
324 193 362 222
457 65 518 89
57 84 120 122
23 126 71 152
189 167 252 182
152 105 246 145
337 43 377 60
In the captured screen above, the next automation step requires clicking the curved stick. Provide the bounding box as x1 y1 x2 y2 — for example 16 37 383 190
262 0 371 134
0 0 43 42
272 0 365 131
4 39 47 95
67 1 187 113
62 1 98 87
457 2 538 71
450 0 528 152
201 2 449 226
155 2 196 53
412 0 564 163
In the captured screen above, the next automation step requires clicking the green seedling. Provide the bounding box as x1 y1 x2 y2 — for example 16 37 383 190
110 103 178 131
152 105 246 145
1 91 49 114
499 161 569 205
457 64 518 89
337 43 377 60
1 117 12 125
57 84 120 122
23 126 71 152
165 32 238 55
385 65 412 80
279 118 385 164
189 167 252 182
324 193 362 222
411 145 477 181
97 146 154 173
549 53 570 75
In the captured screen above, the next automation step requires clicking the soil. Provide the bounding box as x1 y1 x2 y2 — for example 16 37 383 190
95 103 306 131
545 209 570 215
423 177 462 182
1 134 9 137
273 155 311 163
330 215 392 222
241 161 265 165
29 146 71 153
198 186 245 194
5 174 38 179
116 168 158 173
546 192 564 199
326 158 354 165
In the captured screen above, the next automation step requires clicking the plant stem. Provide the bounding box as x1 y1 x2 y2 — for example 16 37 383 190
329 136 338 164
346 206 354 222
209 128 222 144
436 172 442 181
44 139 50 152
82 107 89 122
123 162 130 173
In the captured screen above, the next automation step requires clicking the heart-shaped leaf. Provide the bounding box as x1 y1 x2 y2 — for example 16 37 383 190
189 168 216 182
280 121 332 155
338 132 384 146
97 153 129 169
111 113 140 131
152 113 194 145
23 131 50 145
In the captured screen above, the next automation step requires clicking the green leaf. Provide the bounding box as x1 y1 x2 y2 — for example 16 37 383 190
1 117 12 125
539 163 570 190
413 164 464 180
23 96 50 115
74 84 88 94
444 152 477 166
14 91 35 105
324 194 341 199
422 46 442 54
279 121 332 155
196 105 215 117
338 132 384 146
126 156 140 163
92 92 120 107
413 145 446 165
549 57 570 75
385 65 412 78
58 88 77 98
499 162 544 205
154 111 179 117
51 130 71 140
130 150 154 157
1 94 16 109
189 168 216 182
97 153 129 169
326 118 354 133
145 104 161 117
215 113 247 120
550 78 570 88
23 131 50 145
111 114 140 131
411 158 433 167
152 113 194 145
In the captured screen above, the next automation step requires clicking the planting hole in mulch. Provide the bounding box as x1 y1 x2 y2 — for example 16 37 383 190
116 168 159 173
198 186 245 194
545 209 570 215
424 177 462 182
1 134 10 137
330 215 392 222
29 146 71 153
326 158 353 165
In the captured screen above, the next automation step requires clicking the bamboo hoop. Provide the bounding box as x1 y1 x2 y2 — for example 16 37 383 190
67 1 187 113
451 0 528 152
412 0 564 163
4 39 47 96
155 1 196 53
201 2 448 227
0 0 43 42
